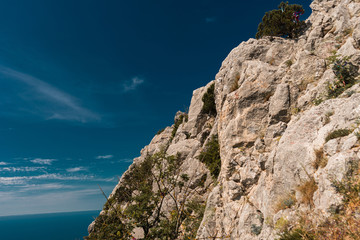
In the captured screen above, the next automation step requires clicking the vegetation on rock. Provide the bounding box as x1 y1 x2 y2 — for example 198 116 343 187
276 162 360 239
326 53 358 98
198 134 221 179
274 192 296 212
255 1 306 39
87 150 206 239
325 128 352 142
171 114 187 139
201 83 217 116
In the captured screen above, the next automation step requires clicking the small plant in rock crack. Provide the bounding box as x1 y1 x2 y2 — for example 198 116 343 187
325 128 352 142
285 59 293 67
274 192 296 212
251 224 262 235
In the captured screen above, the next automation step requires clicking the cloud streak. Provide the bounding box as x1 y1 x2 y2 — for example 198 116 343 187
0 166 46 172
122 77 144 92
30 158 56 165
96 155 113 159
0 173 116 185
0 66 100 123
66 167 87 173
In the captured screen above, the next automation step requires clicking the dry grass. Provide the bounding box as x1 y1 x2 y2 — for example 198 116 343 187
297 178 318 207
298 76 316 92
230 73 240 92
277 163 360 239
230 80 239 92
274 192 296 213
269 57 275 65
312 148 328 170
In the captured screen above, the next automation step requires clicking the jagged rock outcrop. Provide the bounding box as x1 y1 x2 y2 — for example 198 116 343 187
88 0 360 239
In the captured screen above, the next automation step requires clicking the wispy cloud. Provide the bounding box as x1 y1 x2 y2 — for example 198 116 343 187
0 174 115 185
18 183 73 192
0 174 91 185
205 17 216 23
0 66 100 123
0 166 46 172
118 158 133 163
0 162 8 166
96 155 113 159
122 77 144 92
66 167 87 173
30 158 56 165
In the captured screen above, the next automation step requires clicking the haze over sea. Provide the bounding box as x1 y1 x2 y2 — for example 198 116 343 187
0 210 99 240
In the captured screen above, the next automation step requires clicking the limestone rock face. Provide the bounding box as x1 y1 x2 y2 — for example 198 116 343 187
89 0 360 239
197 0 360 238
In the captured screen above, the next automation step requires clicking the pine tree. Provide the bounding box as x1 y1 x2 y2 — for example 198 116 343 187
255 1 306 39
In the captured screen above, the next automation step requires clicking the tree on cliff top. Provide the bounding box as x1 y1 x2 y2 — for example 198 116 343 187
255 1 306 39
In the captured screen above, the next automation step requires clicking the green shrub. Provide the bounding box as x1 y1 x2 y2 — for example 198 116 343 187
89 149 208 239
171 114 185 139
256 1 306 39
199 135 221 179
312 97 323 106
86 212 132 240
325 128 352 142
182 199 206 239
326 54 358 98
157 128 165 135
201 83 217 116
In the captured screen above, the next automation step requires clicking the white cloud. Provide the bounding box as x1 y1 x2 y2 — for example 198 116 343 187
0 162 8 165
0 66 101 123
96 155 113 159
0 166 46 172
30 158 56 165
66 167 87 173
122 77 144 92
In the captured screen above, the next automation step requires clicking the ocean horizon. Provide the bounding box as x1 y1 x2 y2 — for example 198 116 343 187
0 210 100 240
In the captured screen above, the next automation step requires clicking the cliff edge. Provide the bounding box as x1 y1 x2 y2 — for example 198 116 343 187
88 0 360 239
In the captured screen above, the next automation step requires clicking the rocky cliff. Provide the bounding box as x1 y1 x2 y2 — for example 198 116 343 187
87 0 360 239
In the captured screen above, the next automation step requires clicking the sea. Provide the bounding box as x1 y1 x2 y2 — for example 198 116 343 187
0 210 100 240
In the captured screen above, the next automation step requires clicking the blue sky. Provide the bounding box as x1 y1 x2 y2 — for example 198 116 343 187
0 0 312 216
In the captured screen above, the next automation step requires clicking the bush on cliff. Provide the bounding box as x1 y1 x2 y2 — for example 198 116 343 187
88 150 206 239
199 134 221 179
201 83 217 116
256 1 306 39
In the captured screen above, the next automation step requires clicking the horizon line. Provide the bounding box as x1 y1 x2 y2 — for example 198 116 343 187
0 209 101 218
